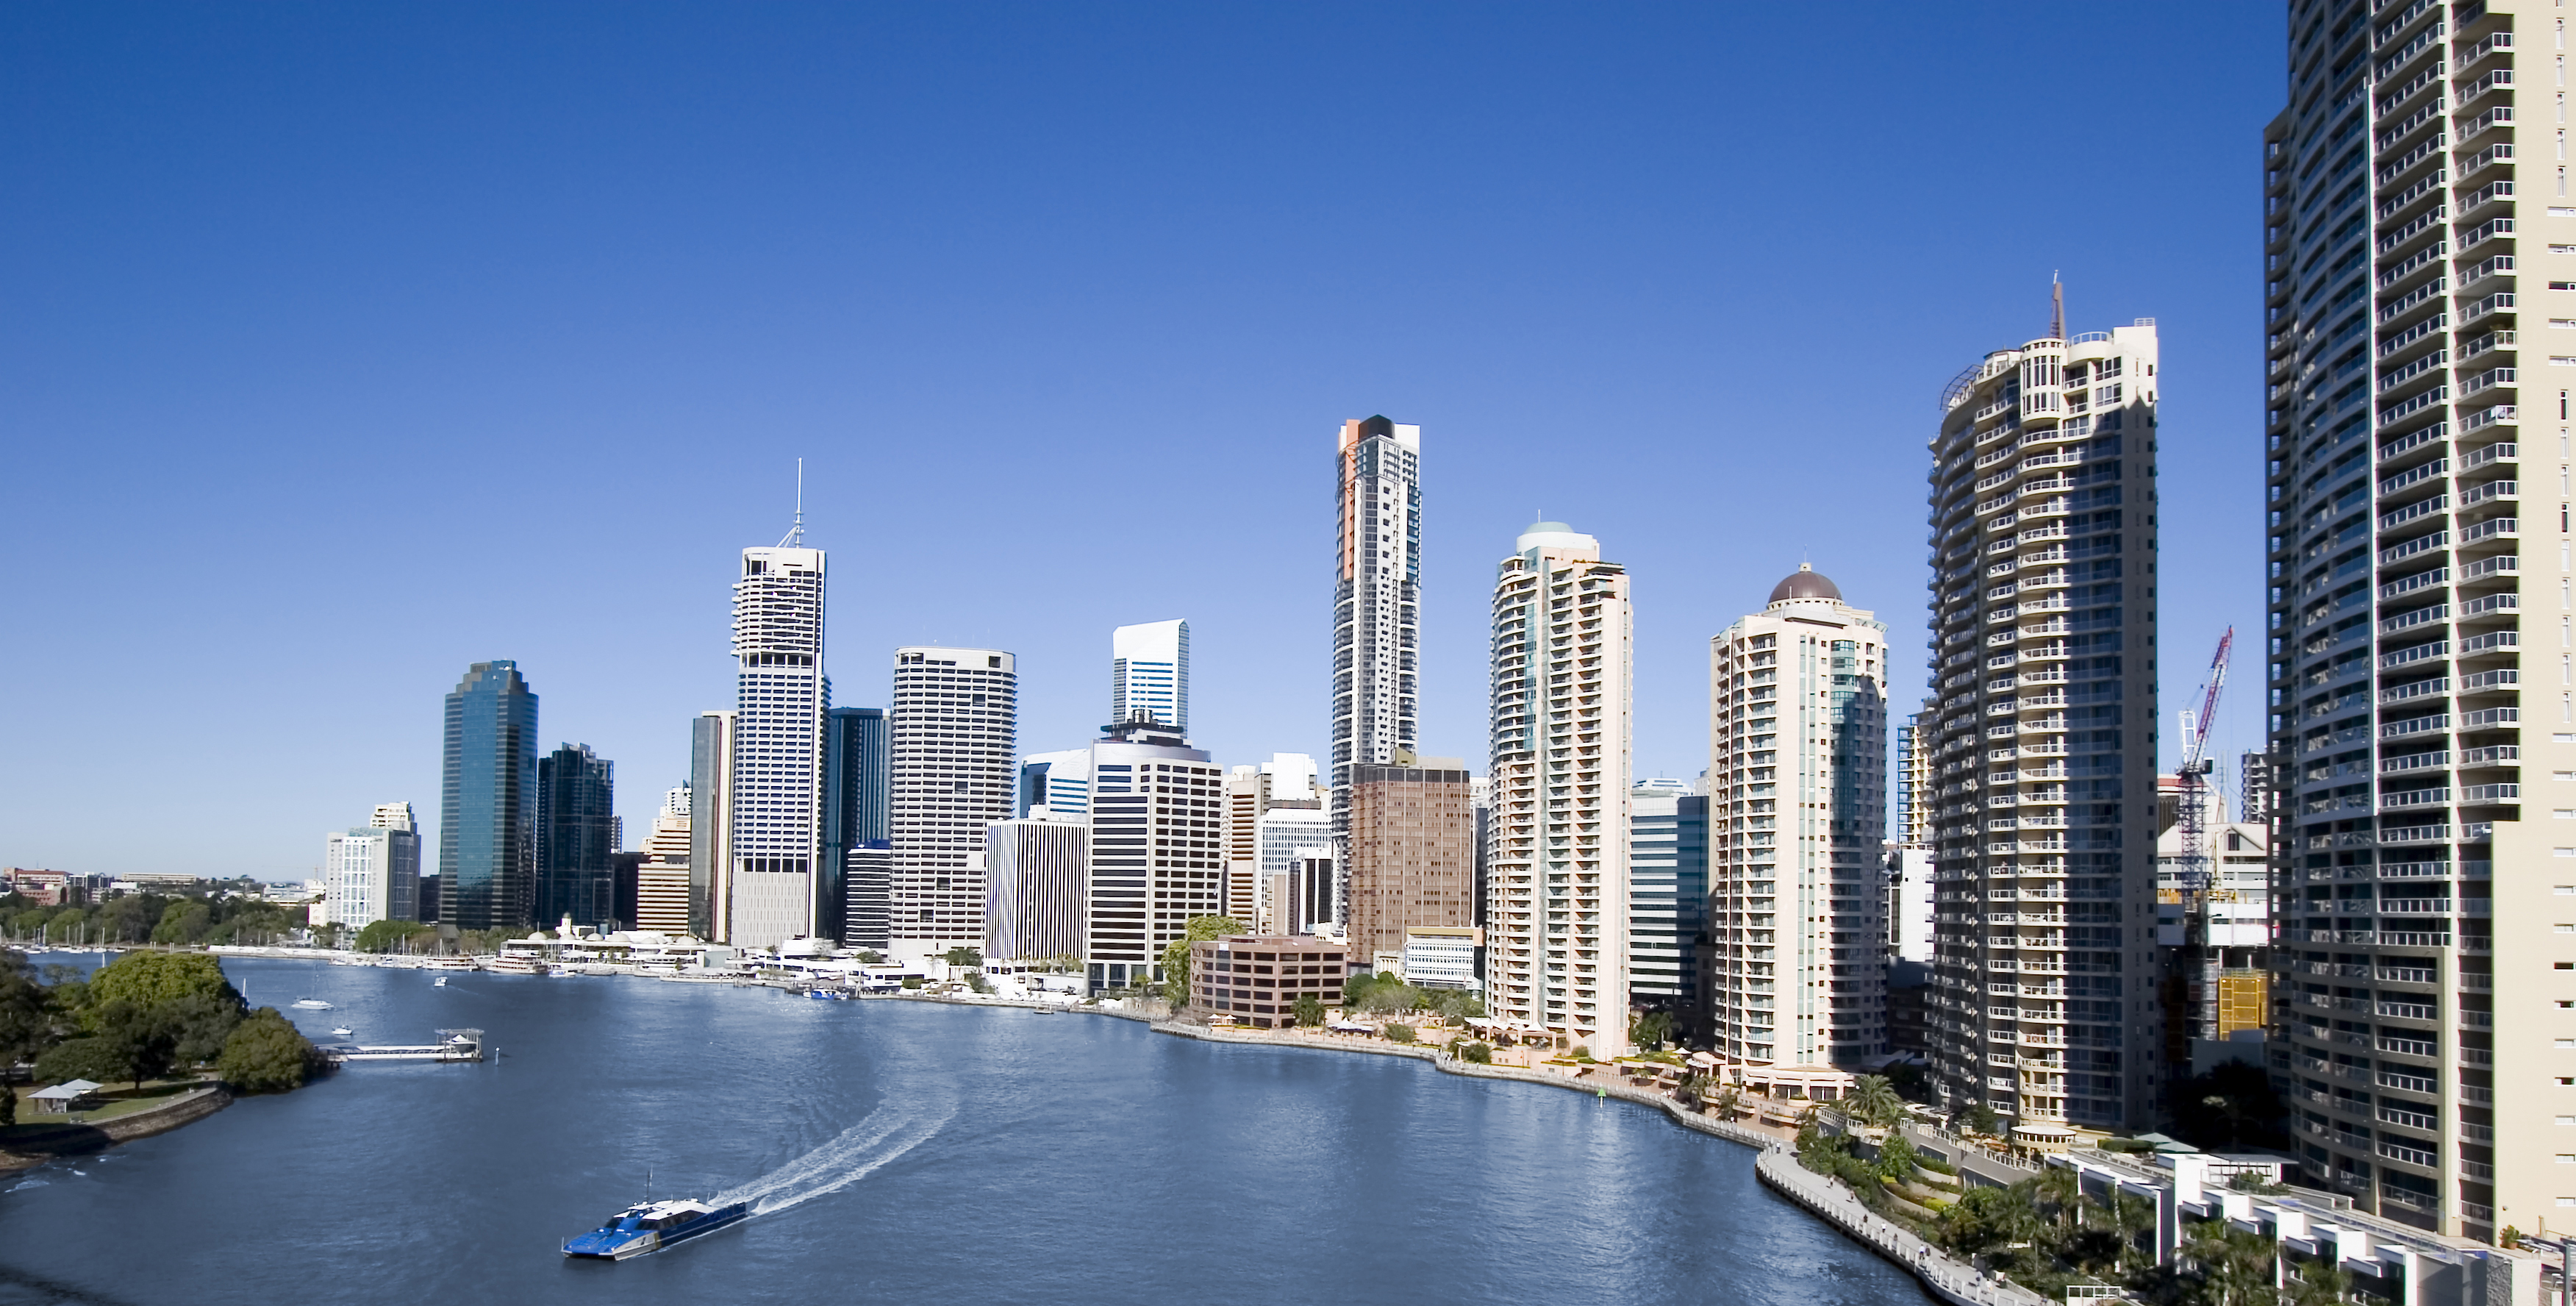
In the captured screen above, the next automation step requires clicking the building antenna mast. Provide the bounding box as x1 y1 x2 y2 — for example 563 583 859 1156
780 458 806 547
2050 272 2064 340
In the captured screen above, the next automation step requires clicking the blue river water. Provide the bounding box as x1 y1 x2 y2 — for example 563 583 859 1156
0 958 1930 1305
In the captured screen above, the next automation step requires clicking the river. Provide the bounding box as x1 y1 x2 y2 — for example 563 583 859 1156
0 957 1930 1305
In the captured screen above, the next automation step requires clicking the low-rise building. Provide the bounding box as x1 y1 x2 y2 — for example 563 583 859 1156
1401 926 1480 991
1187 934 1348 1028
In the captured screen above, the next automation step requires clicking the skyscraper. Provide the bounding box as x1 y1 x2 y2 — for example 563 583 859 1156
537 743 616 929
440 660 537 931
1628 783 1707 1035
1253 804 1332 935
1334 417 1422 852
1111 619 1189 733
727 538 831 949
1082 716 1223 992
637 785 692 936
1707 568 1890 1070
1925 321 2161 1134
1484 521 1634 1057
823 706 890 945
689 710 736 941
1343 760 1476 969
2264 7 2565 1236
888 646 1018 963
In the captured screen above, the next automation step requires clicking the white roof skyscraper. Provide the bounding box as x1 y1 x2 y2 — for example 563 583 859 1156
1111 619 1188 734
1334 416 1422 851
887 645 1019 965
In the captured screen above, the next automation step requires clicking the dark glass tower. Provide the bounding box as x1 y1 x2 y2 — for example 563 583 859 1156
537 742 617 929
822 707 890 945
441 660 538 931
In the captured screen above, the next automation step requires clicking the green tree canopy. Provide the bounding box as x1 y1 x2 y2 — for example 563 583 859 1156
1629 1009 1675 1050
0 949 54 1065
86 952 240 1013
1292 992 1324 1027
149 901 213 946
355 920 434 954
35 1036 135 1090
1159 916 1245 1005
1847 1074 1903 1127
218 1009 325 1093
941 946 983 967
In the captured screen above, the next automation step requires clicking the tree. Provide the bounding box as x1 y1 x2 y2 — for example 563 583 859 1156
87 952 238 1013
1459 1041 1492 1064
2287 1257 2352 1306
1847 1074 1902 1127
1875 1133 1920 1185
85 999 178 1088
942 946 983 968
1384 1021 1416 1043
149 901 212 946
218 1010 324 1093
35 1037 135 1090
1156 916 1244 1005
355 920 432 954
1629 1009 1675 1051
0 949 54 1066
1292 993 1324 1027
1959 1100 2000 1135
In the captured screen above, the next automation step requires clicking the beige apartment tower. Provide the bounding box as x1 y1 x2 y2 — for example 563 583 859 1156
2263 0 2576 1239
1484 521 1634 1058
1709 566 1891 1070
1343 761 1477 966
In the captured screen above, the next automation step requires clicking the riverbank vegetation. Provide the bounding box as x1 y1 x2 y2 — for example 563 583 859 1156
1793 1117 2347 1306
3 881 307 949
0 950 326 1112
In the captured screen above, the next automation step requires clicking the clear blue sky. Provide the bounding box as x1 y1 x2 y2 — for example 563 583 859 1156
0 3 2284 879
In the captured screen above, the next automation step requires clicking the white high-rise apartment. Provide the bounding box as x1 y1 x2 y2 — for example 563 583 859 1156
1708 568 1890 1069
1484 521 1634 1057
2262 3 2575 1237
727 539 830 950
889 646 1019 964
1111 619 1189 733
1925 321 2162 1135
1334 417 1422 850
323 803 421 929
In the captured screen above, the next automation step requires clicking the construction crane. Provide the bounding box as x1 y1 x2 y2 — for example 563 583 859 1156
2175 627 2234 1044
2175 628 2234 902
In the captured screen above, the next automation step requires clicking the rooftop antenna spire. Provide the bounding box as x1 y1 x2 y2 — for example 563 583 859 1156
780 459 806 547
2050 272 2064 340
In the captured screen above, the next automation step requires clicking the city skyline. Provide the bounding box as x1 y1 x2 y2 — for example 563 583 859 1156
0 5 2280 880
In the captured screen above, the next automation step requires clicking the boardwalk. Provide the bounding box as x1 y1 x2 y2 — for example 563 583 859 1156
1755 1149 2051 1306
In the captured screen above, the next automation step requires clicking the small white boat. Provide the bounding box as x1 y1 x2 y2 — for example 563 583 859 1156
292 999 334 1010
330 1027 354 1037
432 976 448 987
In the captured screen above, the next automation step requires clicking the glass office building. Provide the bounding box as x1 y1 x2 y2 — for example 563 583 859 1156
537 742 617 929
441 660 539 931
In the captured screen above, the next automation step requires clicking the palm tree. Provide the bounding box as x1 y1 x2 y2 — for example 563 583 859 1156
2034 1163 2081 1244
1848 1074 1903 1127
2111 1192 2157 1276
2285 1257 2349 1306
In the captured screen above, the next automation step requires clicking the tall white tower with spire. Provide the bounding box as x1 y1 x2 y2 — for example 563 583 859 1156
727 468 830 949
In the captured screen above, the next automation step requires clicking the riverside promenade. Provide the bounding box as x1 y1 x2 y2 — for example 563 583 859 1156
1148 1018 2031 1306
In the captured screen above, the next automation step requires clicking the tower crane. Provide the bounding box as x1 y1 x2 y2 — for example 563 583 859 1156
2175 629 2233 899
2175 628 2233 1041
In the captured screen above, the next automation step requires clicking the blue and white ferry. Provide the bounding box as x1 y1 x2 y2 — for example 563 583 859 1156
561 1198 749 1260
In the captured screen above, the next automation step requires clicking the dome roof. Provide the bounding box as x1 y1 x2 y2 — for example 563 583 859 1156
1769 563 1841 604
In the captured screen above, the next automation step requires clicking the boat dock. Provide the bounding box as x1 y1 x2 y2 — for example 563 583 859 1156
324 1029 484 1064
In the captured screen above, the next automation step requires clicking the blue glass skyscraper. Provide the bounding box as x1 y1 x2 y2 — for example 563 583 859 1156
441 660 538 931
821 706 889 945
537 742 616 929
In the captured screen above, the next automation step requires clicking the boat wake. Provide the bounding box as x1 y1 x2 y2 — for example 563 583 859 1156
712 1098 954 1218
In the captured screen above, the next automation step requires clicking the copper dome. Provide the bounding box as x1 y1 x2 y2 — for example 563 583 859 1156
1769 563 1841 604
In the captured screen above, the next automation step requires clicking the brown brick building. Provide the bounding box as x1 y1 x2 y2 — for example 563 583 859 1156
1342 763 1476 967
1189 935 1348 1027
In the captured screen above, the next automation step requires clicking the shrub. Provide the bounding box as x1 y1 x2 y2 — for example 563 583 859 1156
1384 1022 1416 1043
217 1010 325 1094
901 977 924 990
1461 1041 1492 1065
